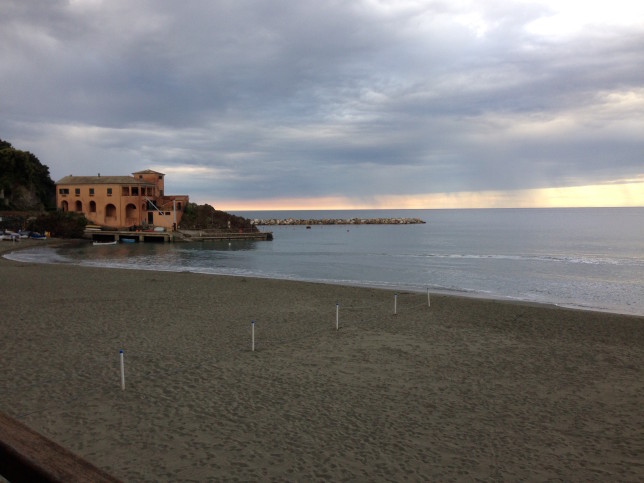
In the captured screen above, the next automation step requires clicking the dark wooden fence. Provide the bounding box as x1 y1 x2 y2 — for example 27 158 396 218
0 411 120 482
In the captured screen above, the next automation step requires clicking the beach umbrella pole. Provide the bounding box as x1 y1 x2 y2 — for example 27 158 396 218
120 350 125 390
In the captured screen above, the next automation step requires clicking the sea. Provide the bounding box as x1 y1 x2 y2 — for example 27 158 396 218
5 207 644 316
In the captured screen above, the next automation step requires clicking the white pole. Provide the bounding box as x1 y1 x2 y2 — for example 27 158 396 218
119 350 125 390
336 303 339 330
427 287 431 307
251 320 255 352
394 293 398 315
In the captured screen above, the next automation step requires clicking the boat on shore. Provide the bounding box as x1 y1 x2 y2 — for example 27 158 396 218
1 231 20 241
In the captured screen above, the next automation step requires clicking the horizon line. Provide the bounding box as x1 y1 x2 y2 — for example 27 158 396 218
195 181 644 212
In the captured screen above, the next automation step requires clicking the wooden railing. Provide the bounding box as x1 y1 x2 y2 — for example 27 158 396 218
0 411 120 482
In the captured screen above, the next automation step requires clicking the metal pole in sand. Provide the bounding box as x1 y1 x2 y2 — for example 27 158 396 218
251 320 255 352
119 350 125 390
427 287 431 307
336 303 339 330
394 293 398 315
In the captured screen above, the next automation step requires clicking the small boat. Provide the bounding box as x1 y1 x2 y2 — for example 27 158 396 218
93 240 117 246
30 233 47 240
1 231 20 241
120 238 136 243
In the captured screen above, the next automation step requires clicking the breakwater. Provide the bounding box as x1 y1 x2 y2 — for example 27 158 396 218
253 217 425 226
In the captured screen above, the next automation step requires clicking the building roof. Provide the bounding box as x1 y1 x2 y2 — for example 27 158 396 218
132 169 165 176
56 175 153 186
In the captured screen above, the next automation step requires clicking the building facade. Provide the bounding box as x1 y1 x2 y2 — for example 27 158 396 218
55 170 189 230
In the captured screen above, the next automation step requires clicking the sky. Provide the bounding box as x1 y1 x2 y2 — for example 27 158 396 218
1 0 643 210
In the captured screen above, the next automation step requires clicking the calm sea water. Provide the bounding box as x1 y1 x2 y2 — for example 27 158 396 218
6 208 644 315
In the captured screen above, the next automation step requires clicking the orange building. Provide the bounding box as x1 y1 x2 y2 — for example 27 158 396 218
55 170 189 230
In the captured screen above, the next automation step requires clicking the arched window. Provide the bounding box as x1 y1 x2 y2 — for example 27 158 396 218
125 203 137 225
75 200 82 212
105 203 117 220
89 201 97 213
61 200 68 212
126 203 137 217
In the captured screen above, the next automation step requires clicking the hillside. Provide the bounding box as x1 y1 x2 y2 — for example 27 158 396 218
0 139 56 210
179 203 258 232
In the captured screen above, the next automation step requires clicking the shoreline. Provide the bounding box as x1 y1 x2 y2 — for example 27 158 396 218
1 241 643 480
3 240 642 318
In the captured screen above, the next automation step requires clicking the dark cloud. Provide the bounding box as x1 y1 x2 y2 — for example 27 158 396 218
1 0 643 206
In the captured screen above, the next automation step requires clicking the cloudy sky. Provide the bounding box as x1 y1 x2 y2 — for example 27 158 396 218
2 0 643 210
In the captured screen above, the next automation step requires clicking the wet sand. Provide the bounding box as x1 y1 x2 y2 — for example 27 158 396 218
1 240 643 481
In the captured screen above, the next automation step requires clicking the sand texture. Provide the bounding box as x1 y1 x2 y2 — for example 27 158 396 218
1 241 643 481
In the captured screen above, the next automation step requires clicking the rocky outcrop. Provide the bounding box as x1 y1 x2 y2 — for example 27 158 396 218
253 217 425 226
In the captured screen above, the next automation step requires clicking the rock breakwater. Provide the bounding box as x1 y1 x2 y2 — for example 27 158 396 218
253 217 425 226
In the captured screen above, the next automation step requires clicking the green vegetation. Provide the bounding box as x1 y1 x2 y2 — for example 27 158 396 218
1 137 86 237
27 211 88 239
0 138 56 210
180 203 257 232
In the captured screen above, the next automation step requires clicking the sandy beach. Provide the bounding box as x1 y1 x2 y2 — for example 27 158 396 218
1 240 643 481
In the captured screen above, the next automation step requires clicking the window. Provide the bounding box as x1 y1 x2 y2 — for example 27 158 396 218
107 188 113 196
89 188 94 196
122 186 130 196
125 203 137 219
58 188 69 195
75 200 82 212
75 188 80 196
105 204 116 218
131 187 139 196
177 202 182 210
89 201 96 213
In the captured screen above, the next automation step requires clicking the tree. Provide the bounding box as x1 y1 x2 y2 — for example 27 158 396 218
28 211 88 238
180 203 257 231
0 138 56 210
